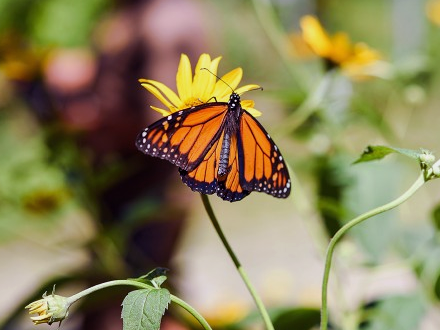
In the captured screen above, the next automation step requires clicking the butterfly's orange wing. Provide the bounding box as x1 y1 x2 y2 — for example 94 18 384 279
136 99 291 202
180 130 251 202
181 110 291 202
136 104 228 172
237 111 291 198
179 130 224 196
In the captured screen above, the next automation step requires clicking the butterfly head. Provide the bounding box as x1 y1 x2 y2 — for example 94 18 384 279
228 92 241 109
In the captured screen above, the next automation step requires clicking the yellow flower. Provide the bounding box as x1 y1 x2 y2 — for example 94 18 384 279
288 32 316 59
26 293 70 325
426 0 440 26
202 301 249 327
0 32 45 81
139 53 262 117
300 15 384 78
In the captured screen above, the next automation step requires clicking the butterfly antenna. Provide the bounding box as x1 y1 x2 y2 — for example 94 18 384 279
201 68 263 95
200 67 235 94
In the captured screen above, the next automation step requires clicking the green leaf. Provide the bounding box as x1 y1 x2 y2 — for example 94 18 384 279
121 288 171 330
343 161 402 262
354 145 424 164
361 294 425 330
135 268 169 287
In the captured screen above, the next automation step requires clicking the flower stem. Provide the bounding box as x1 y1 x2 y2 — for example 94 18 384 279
67 279 212 330
251 0 308 91
277 71 335 137
320 172 426 330
200 194 274 330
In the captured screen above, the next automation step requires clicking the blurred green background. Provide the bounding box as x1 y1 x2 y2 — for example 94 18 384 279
1 0 440 329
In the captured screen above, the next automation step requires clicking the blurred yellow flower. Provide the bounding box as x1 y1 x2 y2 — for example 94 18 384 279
288 32 316 59
300 15 383 78
0 32 45 81
426 0 440 26
202 301 249 327
23 188 67 214
140 53 262 117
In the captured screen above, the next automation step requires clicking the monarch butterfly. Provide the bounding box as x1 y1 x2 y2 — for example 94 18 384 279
136 92 291 202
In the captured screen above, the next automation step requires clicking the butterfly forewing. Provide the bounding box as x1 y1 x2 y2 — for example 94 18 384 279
136 104 228 172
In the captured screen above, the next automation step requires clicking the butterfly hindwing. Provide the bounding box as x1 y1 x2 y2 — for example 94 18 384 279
237 111 291 198
179 131 223 196
136 104 228 172
179 131 250 202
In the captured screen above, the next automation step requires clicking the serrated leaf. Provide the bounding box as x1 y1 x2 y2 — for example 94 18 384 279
150 276 167 287
122 288 171 330
353 145 422 164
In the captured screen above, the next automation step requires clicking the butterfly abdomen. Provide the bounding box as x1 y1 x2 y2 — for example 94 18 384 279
218 111 240 178
218 130 232 178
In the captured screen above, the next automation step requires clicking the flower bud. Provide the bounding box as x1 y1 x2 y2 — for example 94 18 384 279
26 293 70 325
419 150 435 168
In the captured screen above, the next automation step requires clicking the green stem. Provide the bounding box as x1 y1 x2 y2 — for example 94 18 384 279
67 279 212 330
320 173 426 330
251 0 308 91
276 71 335 137
201 194 275 330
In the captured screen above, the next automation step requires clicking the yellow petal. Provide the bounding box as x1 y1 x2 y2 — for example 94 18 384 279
192 54 220 101
241 99 261 117
351 43 381 64
235 84 262 96
244 106 262 117
30 312 53 324
289 32 315 59
329 32 352 63
206 56 222 98
193 54 212 84
300 15 332 58
213 68 243 100
26 300 45 311
194 53 212 72
139 79 183 109
192 54 212 100
176 54 193 102
241 99 255 108
150 105 172 116
426 0 440 26
31 314 52 321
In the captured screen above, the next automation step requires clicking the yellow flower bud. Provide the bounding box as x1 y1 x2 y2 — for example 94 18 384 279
26 293 70 325
419 150 436 170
